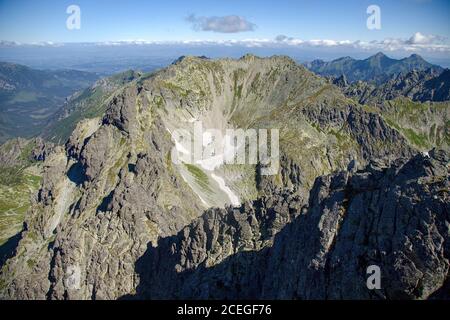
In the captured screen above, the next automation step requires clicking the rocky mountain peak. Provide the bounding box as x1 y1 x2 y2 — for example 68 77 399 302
406 53 426 62
372 51 387 59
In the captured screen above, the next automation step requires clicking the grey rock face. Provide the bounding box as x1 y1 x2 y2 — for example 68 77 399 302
263 149 449 299
301 103 415 163
127 149 449 300
30 138 55 162
129 189 305 299
0 138 29 166
334 68 450 104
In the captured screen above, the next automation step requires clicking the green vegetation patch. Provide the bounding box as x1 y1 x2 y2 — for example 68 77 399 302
0 167 42 246
0 166 25 186
184 163 213 193
380 97 449 149
9 91 39 103
402 128 429 148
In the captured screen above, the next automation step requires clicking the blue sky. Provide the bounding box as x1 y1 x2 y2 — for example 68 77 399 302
0 0 449 43
0 0 449 66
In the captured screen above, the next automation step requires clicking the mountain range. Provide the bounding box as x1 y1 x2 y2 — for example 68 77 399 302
0 54 448 300
304 52 443 84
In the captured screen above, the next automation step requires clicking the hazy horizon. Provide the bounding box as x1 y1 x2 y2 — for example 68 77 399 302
1 44 450 75
1 0 449 70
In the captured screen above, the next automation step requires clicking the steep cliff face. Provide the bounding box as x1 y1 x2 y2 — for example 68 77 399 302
131 189 305 299
1 115 203 299
0 55 437 300
263 149 449 299
130 149 449 300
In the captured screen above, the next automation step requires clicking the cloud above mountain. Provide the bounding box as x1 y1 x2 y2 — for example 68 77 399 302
407 32 446 45
186 14 256 33
271 32 449 53
2 32 448 55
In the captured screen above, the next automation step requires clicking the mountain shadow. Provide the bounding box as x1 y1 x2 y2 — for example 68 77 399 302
121 150 449 300
0 231 22 268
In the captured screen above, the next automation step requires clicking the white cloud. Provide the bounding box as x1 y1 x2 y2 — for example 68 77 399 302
406 32 445 45
2 32 449 54
186 14 256 33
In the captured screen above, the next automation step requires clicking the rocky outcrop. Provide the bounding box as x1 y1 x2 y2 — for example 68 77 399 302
329 68 450 152
0 85 205 299
0 138 29 166
301 103 415 163
30 138 55 162
0 137 54 166
128 149 449 300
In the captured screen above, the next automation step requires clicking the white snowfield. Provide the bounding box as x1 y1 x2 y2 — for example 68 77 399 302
168 125 241 208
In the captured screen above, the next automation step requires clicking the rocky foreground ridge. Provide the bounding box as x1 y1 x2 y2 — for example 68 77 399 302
129 149 449 300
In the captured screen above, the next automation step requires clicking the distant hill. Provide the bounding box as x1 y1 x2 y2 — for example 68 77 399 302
0 62 99 143
304 52 442 83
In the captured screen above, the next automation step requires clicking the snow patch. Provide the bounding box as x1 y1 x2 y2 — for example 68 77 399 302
211 173 240 206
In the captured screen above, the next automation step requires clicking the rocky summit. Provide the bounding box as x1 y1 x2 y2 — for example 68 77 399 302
0 55 448 300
